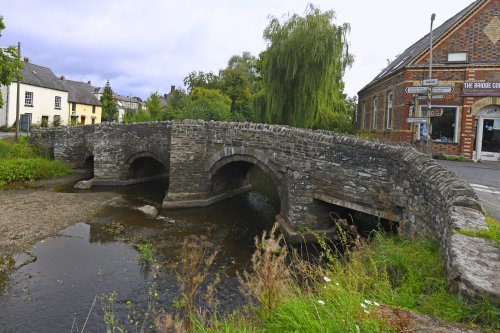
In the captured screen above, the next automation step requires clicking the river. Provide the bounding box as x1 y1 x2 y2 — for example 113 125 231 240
0 176 280 332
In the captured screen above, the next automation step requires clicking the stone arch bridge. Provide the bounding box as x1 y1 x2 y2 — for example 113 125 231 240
32 120 499 304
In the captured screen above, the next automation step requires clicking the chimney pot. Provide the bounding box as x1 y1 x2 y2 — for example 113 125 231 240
23 57 30 63
170 85 175 93
60 75 65 80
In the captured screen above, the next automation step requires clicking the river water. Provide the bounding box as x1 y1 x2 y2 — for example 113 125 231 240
0 178 280 332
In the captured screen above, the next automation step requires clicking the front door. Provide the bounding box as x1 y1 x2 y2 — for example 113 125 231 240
475 106 500 161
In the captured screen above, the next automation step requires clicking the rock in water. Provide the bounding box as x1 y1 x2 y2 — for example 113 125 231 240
136 205 158 218
74 180 93 190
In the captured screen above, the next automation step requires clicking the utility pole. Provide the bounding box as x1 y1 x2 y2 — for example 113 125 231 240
15 42 21 141
426 13 436 156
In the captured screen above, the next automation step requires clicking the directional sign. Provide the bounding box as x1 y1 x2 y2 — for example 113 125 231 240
406 117 428 123
417 94 445 100
432 86 454 93
405 86 427 94
422 78 439 86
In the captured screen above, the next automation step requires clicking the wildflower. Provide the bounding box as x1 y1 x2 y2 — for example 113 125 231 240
154 291 158 298
364 309 370 314
318 300 325 305
360 303 366 308
364 299 373 305
126 300 132 305
373 301 380 306
335 282 339 286
323 276 331 283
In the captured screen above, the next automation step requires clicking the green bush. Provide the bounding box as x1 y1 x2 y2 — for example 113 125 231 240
0 158 71 183
0 137 40 159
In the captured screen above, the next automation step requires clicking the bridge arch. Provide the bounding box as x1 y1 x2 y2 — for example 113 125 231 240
126 151 168 180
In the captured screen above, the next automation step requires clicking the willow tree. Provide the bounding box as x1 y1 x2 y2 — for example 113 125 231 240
257 5 354 130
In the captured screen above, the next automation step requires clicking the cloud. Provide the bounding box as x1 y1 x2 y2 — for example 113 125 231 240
1 0 474 99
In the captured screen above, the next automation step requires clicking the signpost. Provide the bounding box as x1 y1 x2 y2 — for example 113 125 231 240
405 86 427 94
422 78 439 86
422 108 443 117
432 86 454 93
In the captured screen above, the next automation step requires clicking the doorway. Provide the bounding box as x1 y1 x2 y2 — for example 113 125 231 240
475 106 500 161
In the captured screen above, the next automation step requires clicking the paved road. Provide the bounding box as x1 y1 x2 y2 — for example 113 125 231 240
436 159 500 221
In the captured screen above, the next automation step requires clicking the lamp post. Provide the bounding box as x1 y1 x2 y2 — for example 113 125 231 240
426 13 436 155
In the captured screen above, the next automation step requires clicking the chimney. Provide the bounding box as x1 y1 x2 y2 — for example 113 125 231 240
60 75 65 80
23 57 30 63
170 85 175 93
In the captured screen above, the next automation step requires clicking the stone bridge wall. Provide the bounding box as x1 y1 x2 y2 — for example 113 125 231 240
31 120 499 305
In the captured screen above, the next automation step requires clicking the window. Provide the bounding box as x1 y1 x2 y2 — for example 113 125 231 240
361 102 366 129
53 115 61 126
386 92 393 129
25 91 33 106
80 115 86 125
447 52 467 62
421 106 459 143
41 116 49 127
55 96 61 109
372 97 378 130
72 103 76 111
92 105 96 114
91 117 96 124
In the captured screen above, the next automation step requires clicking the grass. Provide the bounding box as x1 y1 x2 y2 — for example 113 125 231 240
212 228 500 333
137 241 154 265
458 215 500 247
0 137 70 187
100 223 499 332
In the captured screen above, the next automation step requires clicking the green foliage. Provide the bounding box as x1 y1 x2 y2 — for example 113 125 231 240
145 91 165 118
0 137 39 159
0 138 70 185
256 4 354 132
100 81 118 122
176 87 232 121
437 154 465 161
0 16 23 109
183 70 221 92
0 158 70 184
137 241 154 265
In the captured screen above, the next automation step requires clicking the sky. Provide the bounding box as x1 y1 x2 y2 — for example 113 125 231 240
0 0 475 100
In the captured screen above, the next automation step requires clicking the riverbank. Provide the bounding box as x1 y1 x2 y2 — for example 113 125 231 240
0 173 116 257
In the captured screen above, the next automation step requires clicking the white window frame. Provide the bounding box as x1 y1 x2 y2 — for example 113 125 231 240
386 92 393 129
55 96 61 109
372 97 378 130
25 91 33 106
419 105 460 143
447 52 468 62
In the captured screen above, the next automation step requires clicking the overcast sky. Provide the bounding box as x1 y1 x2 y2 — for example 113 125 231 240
1 0 474 99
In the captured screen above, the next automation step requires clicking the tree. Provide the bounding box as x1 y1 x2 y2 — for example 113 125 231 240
177 87 231 121
183 71 221 93
257 4 354 131
145 91 165 118
100 81 117 122
0 17 23 108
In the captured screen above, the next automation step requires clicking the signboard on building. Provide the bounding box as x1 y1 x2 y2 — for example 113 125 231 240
432 86 454 93
462 82 500 97
406 117 428 123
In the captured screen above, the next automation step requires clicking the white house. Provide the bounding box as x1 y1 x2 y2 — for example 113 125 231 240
0 59 69 127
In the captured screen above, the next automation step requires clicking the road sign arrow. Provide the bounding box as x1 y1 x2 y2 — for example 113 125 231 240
405 86 427 94
432 86 454 93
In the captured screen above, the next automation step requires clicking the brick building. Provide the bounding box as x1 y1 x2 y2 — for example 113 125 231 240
356 0 499 161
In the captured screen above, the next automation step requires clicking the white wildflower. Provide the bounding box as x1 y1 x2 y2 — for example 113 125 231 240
364 299 373 305
373 301 380 306
323 276 331 283
364 309 370 314
360 303 366 308
318 300 325 305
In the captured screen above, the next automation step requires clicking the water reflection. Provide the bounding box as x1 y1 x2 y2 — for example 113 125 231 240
0 177 280 332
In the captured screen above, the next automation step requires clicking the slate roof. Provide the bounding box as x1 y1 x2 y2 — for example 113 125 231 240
359 0 483 93
61 79 102 106
17 62 67 92
115 94 142 103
